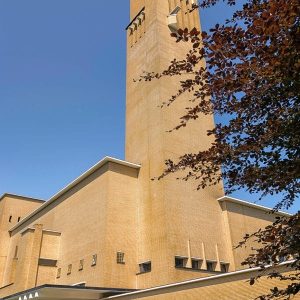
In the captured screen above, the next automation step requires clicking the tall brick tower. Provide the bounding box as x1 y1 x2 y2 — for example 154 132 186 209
125 0 230 288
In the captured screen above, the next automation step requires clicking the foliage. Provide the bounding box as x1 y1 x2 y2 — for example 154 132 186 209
141 0 300 298
238 213 300 299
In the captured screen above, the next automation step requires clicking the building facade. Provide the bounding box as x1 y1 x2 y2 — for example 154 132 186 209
0 1 295 299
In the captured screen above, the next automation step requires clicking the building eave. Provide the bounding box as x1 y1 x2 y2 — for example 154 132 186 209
0 193 45 204
104 261 295 299
9 156 141 234
2 284 137 300
217 196 291 217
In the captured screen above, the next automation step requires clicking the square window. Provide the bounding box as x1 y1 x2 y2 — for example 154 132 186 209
79 259 84 271
117 252 125 264
139 261 151 273
175 257 188 268
67 264 72 275
220 263 229 273
206 261 216 272
92 254 97 266
56 268 61 279
192 259 201 269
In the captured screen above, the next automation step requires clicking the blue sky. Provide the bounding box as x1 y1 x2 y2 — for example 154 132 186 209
0 1 298 213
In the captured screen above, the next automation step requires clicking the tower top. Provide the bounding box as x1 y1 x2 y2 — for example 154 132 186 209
130 0 145 19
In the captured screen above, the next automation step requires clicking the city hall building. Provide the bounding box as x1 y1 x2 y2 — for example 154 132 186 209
0 1 295 299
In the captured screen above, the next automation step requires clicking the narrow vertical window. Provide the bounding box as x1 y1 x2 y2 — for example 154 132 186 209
56 268 61 279
14 246 18 259
67 264 72 275
117 252 125 264
79 259 84 271
9 216 12 223
91 254 97 266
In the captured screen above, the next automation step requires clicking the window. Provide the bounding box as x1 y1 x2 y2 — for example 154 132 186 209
9 216 12 223
38 259 57 267
220 263 229 273
14 246 18 259
117 252 125 264
79 259 84 271
206 261 216 272
91 254 97 266
17 217 21 222
175 257 188 268
170 6 181 16
139 261 151 273
67 264 72 275
191 259 201 269
56 268 61 279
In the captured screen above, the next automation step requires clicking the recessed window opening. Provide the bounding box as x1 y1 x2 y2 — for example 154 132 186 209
117 252 125 264
206 261 216 272
14 246 18 259
92 254 97 266
67 264 72 275
170 6 181 15
17 217 21 222
139 261 151 273
175 256 188 268
191 259 202 269
9 216 12 223
79 259 84 271
56 268 61 279
220 263 229 273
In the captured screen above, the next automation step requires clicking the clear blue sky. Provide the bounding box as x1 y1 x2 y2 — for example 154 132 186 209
0 1 298 213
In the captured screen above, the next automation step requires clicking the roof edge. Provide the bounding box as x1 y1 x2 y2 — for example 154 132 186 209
0 193 45 203
9 157 141 234
105 261 294 299
218 196 291 217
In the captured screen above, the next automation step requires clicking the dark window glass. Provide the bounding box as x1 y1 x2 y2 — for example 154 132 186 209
192 259 200 269
175 257 186 268
220 263 229 273
139 262 151 273
207 261 215 272
117 252 125 264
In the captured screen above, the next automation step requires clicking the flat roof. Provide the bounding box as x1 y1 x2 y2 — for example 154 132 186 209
9 156 141 234
0 193 45 204
3 284 136 300
218 196 291 217
104 261 293 299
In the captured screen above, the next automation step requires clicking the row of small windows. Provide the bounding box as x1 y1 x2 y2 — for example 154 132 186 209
175 256 229 273
57 252 125 278
9 216 21 223
56 253 228 278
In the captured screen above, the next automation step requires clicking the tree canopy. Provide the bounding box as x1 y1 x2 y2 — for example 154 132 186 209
142 0 300 298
